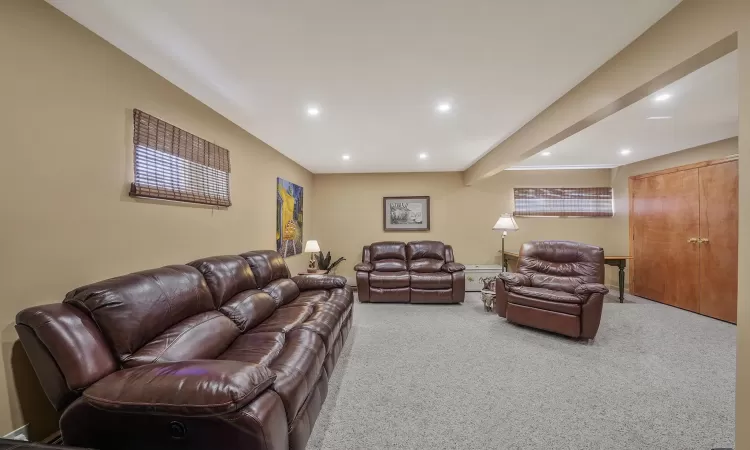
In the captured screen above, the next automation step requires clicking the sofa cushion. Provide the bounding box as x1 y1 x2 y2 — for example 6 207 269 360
508 292 582 315
64 265 214 362
218 331 285 366
282 290 329 309
508 286 582 304
219 290 277 332
409 272 452 289
263 279 301 307
248 306 313 334
125 311 240 367
268 329 326 422
369 271 410 288
187 256 257 307
240 250 291 288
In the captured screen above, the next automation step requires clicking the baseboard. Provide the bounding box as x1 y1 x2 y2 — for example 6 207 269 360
3 424 29 441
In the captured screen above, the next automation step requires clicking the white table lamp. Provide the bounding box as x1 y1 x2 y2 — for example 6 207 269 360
304 240 321 272
493 214 519 266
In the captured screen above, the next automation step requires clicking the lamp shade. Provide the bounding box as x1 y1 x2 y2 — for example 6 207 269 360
492 214 518 231
304 240 321 253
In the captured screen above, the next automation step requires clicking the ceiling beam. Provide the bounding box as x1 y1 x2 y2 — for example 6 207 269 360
462 0 743 186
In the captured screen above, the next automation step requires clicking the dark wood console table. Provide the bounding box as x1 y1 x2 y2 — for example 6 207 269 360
502 251 632 303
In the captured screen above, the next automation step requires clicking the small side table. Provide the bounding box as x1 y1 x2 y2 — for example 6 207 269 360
480 289 495 312
297 270 327 276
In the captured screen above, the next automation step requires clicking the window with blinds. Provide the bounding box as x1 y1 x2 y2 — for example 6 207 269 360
130 109 231 207
513 187 613 217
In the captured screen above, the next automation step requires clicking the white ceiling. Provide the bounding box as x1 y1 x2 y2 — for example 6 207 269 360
509 51 739 170
48 0 680 173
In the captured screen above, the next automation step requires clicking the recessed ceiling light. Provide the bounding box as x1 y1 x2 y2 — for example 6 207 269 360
541 151 551 156
419 152 429 160
436 103 452 113
654 93 671 102
342 154 350 161
647 116 673 120
620 149 632 155
306 106 320 116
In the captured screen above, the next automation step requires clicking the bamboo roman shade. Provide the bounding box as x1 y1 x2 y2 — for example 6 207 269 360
130 109 231 207
513 187 613 217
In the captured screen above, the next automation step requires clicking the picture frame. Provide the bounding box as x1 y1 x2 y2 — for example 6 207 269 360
383 196 430 231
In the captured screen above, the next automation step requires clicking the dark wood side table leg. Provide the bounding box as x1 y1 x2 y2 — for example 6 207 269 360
503 255 508 272
618 260 625 303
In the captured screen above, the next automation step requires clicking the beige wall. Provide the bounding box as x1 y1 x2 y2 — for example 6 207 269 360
0 0 312 438
312 170 615 281
608 137 739 290
737 2 750 448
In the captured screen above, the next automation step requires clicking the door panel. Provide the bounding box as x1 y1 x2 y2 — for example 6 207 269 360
698 161 738 323
631 169 700 310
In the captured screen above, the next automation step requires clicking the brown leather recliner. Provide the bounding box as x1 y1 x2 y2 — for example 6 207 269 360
355 241 465 304
495 241 609 339
16 250 353 450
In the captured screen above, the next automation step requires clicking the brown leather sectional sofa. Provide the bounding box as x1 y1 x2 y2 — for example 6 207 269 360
355 241 465 303
16 250 353 450
495 241 608 339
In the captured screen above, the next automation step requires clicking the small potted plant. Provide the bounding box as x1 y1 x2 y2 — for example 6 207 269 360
314 251 346 275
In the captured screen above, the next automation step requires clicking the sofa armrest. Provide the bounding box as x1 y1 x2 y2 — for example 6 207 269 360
441 262 465 273
354 262 374 272
292 274 347 291
574 283 610 300
83 360 275 416
497 272 530 288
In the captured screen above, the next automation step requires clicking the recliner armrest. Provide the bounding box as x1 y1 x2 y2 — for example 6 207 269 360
83 360 275 416
441 262 465 273
574 283 609 300
497 272 530 288
354 262 374 272
292 274 347 291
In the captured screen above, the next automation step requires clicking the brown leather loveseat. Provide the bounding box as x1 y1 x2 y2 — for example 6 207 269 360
355 241 465 303
495 241 609 339
16 250 353 450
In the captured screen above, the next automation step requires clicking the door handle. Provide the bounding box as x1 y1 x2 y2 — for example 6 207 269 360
699 238 709 244
688 238 699 243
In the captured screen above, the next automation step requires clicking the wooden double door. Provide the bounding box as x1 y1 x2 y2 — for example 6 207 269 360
630 157 738 323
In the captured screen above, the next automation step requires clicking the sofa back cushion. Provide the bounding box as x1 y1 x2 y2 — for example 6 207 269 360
407 241 445 273
518 241 604 293
240 250 291 288
64 265 216 363
370 242 407 272
188 256 258 307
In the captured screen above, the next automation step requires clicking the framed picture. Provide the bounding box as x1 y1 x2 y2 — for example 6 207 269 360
383 196 430 231
277 178 303 257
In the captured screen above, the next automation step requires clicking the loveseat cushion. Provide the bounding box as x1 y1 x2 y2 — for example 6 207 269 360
84 360 275 416
369 271 410 288
508 286 582 304
410 272 452 289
